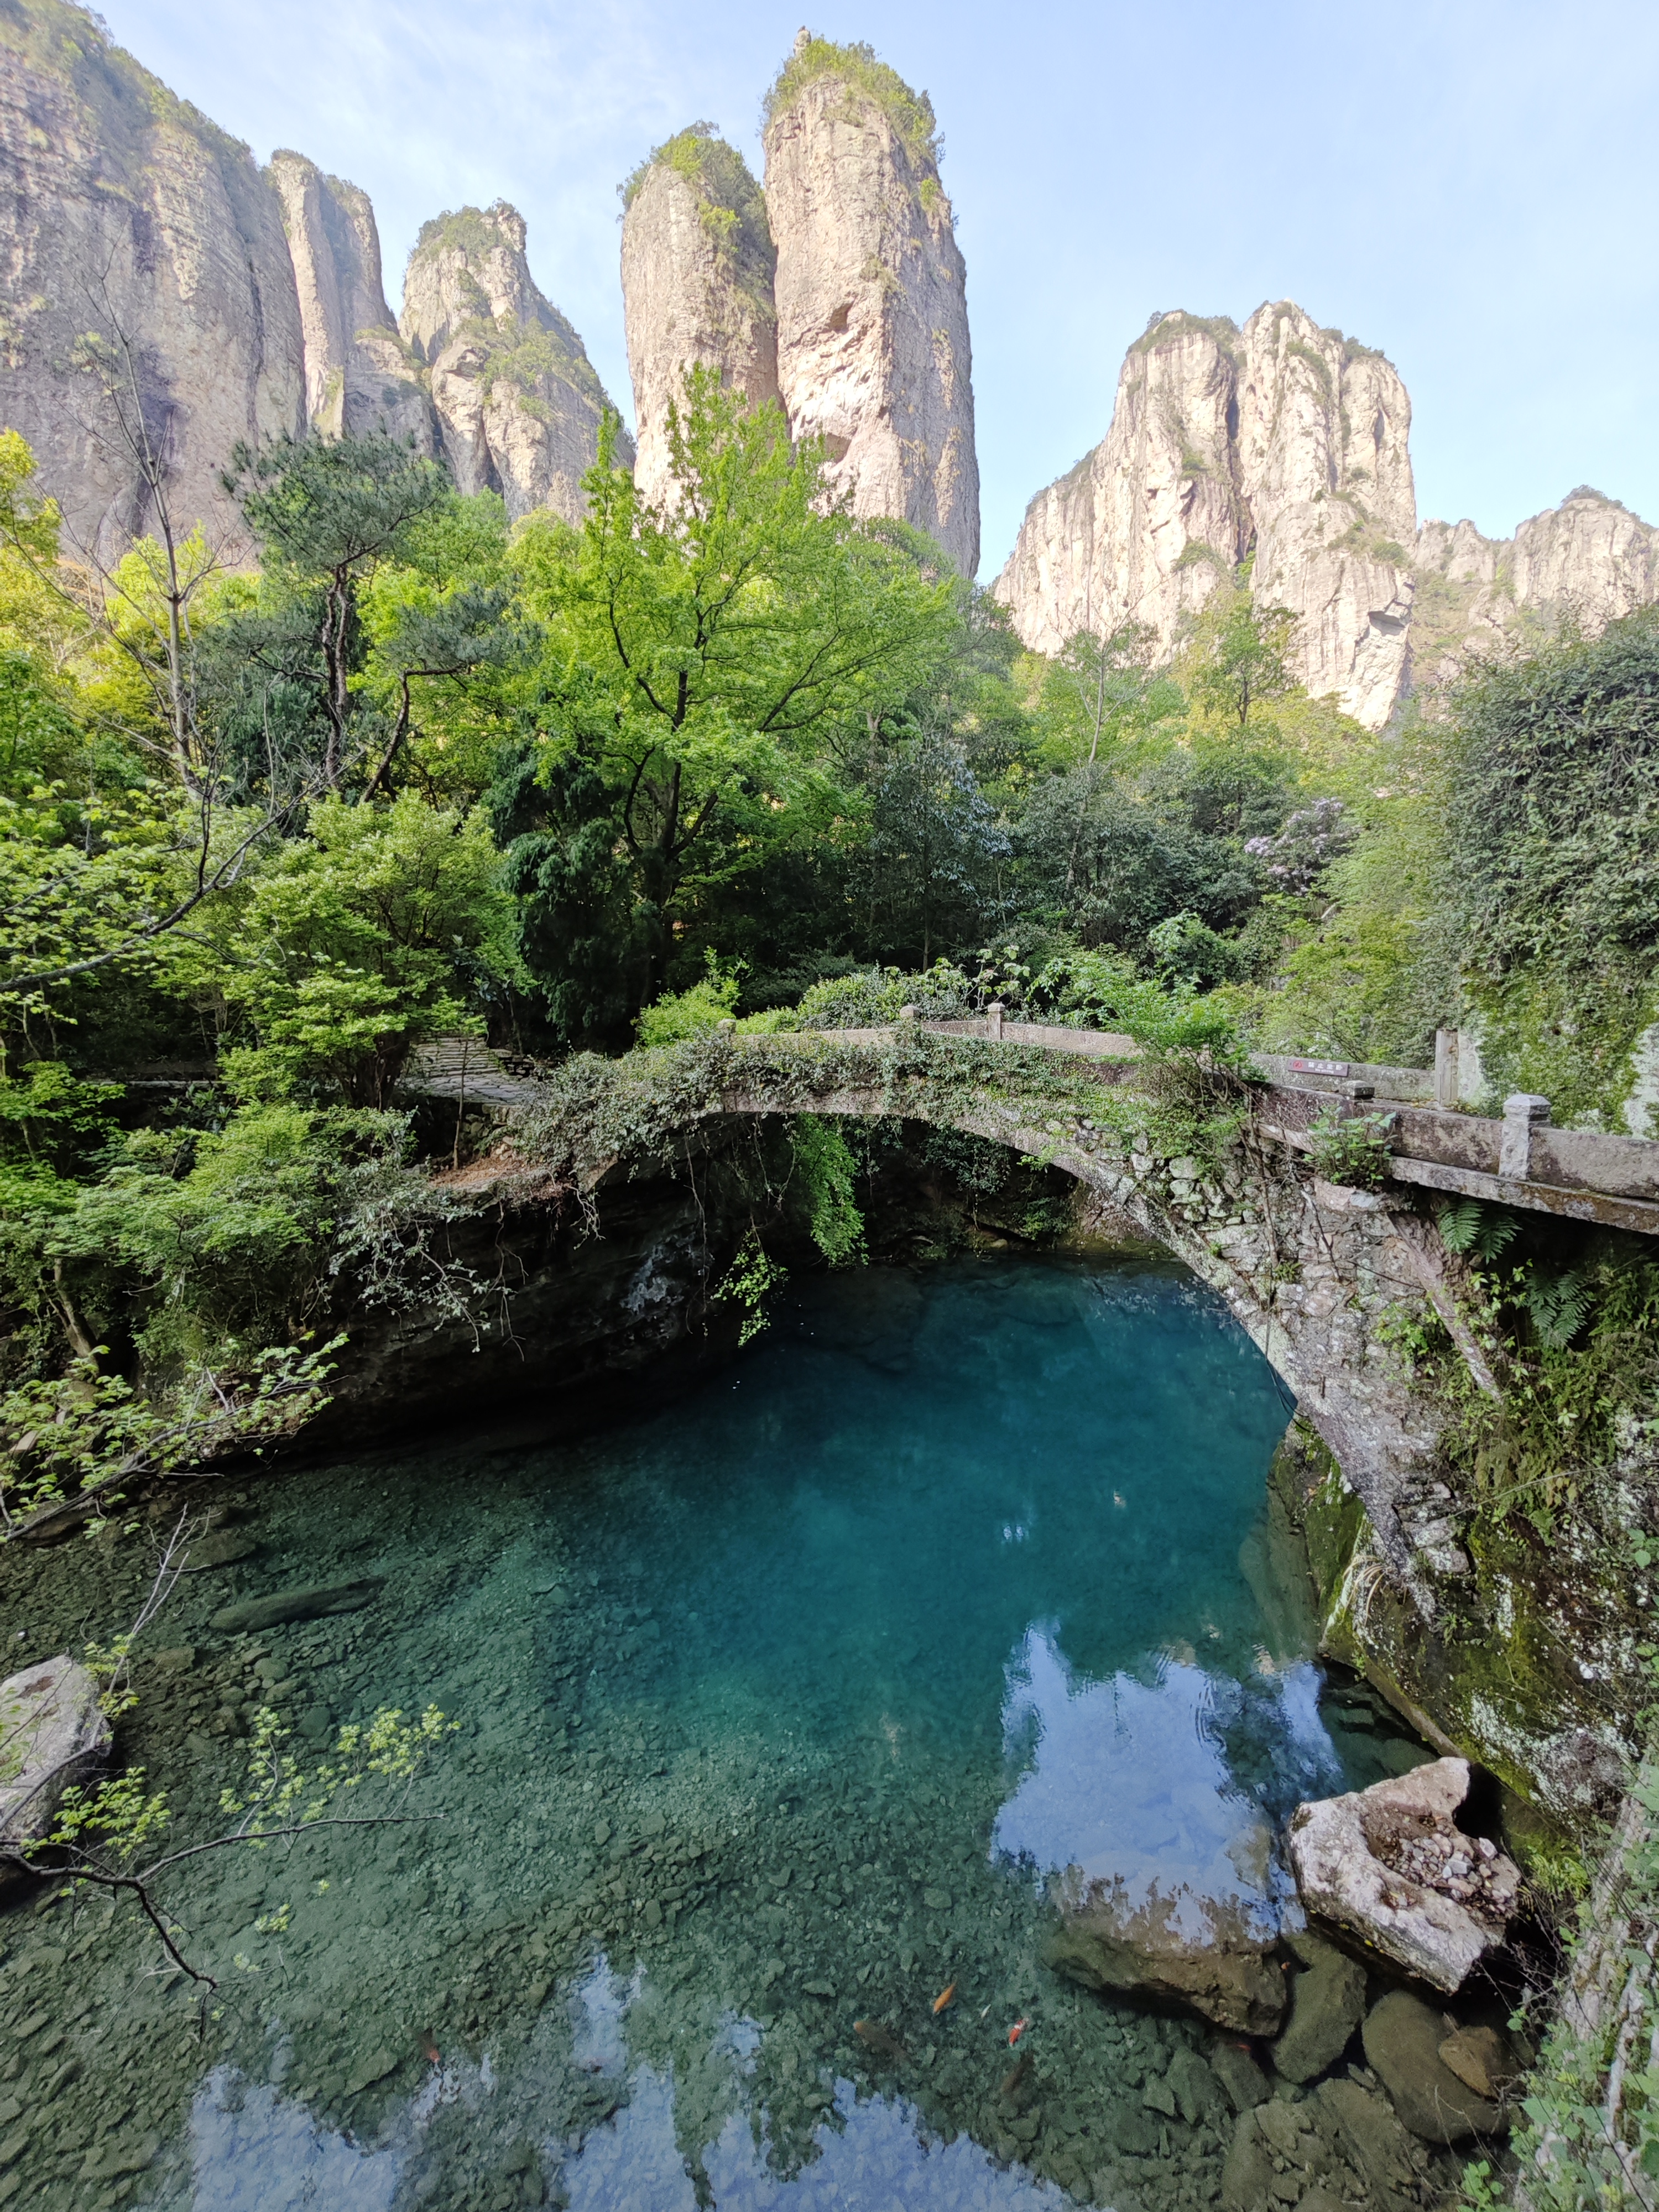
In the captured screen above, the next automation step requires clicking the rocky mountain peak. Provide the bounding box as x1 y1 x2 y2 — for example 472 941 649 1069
1411 486 1659 690
1235 300 1416 728
620 124 779 512
760 35 979 575
995 299 1416 728
400 201 541 363
400 202 631 523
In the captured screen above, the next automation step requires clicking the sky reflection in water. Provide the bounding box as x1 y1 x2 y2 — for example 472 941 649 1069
993 1631 1344 1943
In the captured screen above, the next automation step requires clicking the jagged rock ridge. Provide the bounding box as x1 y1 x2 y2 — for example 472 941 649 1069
994 303 1416 730
1412 489 1659 688
269 149 432 448
760 33 979 576
620 126 778 514
401 201 632 525
0 0 306 559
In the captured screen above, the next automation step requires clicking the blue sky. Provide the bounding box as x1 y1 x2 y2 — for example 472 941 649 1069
100 0 1659 578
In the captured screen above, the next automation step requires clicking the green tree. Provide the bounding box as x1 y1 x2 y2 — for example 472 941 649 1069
512 373 955 1003
1444 611 1659 1122
217 793 517 1105
1186 586 1298 732
222 434 455 788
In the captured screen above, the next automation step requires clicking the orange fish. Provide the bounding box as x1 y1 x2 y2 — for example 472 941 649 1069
1008 2017 1028 2046
932 1981 957 2016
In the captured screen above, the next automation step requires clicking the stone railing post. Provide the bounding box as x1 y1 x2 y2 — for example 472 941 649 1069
1434 1029 1458 1109
1499 1093 1550 1181
898 1004 918 1024
986 1001 1005 1042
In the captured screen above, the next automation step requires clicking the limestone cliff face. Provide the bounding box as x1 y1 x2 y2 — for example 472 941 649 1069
268 150 432 448
400 201 631 523
620 130 778 513
1413 490 1659 687
761 37 979 576
988 313 1245 660
0 0 305 558
995 302 1416 730
1234 303 1416 731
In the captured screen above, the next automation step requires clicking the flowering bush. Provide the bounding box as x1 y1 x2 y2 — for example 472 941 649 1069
1245 798 1354 895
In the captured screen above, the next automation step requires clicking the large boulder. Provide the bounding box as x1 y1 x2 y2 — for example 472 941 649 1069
1287 1756 1521 1990
1 1655 110 1877
1046 1866 1287 2035
1271 1927 1369 2083
1361 1990 1509 2145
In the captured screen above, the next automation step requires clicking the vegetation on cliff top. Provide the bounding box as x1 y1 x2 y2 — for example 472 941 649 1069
620 124 775 293
763 35 942 170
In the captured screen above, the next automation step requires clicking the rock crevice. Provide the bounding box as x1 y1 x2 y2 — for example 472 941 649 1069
269 149 432 448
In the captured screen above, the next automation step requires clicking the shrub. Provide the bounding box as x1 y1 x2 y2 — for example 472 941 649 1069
634 962 739 1048
1305 1108 1397 1191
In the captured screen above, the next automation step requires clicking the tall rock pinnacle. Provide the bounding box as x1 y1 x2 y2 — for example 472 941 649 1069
269 151 432 448
995 303 1416 730
620 126 778 513
761 34 979 576
400 202 632 524
0 0 306 558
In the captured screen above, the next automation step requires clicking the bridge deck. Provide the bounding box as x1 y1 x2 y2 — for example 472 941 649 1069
404 1019 1659 1237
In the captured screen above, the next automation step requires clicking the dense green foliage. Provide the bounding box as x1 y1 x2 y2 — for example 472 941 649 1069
1256 612 1659 1119
1444 618 1659 1123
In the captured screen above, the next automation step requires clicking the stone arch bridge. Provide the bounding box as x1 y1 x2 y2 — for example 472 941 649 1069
393 1016 1659 1825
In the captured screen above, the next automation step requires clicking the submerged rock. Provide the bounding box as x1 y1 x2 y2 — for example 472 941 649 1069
1309 2075 1427 2208
1361 1990 1507 2144
1270 1927 1368 2083
1438 2021 1520 2103
0 1655 110 1876
1208 2039 1272 2112
1046 1869 1287 2034
211 1578 383 1633
1287 1756 1520 1990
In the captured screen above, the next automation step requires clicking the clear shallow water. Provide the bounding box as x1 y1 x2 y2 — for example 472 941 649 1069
0 1251 1431 2212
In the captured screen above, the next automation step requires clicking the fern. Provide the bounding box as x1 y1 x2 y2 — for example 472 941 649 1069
1436 1197 1519 1261
1524 1264 1597 1350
